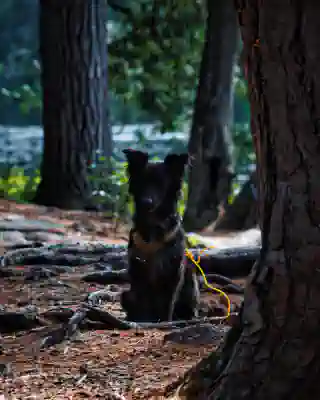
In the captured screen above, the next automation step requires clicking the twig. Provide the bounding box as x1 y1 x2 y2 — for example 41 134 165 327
86 289 120 306
40 306 88 349
82 269 128 284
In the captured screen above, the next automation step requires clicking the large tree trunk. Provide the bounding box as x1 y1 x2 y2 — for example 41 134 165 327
34 0 112 210
183 0 239 232
173 1 320 399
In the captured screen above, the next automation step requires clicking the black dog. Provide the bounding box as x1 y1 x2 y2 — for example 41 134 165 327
120 149 200 323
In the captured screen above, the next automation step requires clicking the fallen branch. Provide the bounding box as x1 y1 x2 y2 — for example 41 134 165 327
82 269 129 284
40 306 88 349
134 314 235 330
37 300 236 349
86 305 237 331
86 305 135 329
86 289 121 306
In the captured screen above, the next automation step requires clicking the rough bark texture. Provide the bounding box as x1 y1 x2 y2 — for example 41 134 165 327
183 0 239 232
35 0 112 209
212 171 257 231
174 1 320 399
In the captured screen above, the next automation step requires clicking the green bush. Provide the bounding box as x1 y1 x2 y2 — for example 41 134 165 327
0 166 40 202
88 153 189 221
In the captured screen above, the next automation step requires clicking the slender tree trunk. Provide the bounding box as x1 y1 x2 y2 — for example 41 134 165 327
35 0 112 210
173 1 320 399
183 0 239 232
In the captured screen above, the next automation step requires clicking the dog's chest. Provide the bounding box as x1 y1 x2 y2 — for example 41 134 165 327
128 244 184 286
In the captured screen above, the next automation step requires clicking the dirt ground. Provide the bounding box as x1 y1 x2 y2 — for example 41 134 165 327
0 200 244 399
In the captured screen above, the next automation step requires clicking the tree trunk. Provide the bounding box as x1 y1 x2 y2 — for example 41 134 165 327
212 171 258 231
174 1 320 399
35 0 112 210
183 0 239 232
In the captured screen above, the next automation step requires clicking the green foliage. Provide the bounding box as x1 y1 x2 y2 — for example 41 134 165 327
88 155 132 219
178 180 188 217
0 165 40 202
0 0 251 134
109 1 251 131
109 0 206 130
1 81 42 115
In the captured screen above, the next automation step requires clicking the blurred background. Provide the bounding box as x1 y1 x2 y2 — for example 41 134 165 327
0 0 256 232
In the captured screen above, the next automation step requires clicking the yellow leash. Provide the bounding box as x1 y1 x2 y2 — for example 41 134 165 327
185 246 231 318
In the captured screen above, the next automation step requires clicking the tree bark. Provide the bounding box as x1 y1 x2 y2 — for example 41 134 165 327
173 0 320 399
183 0 239 232
35 0 112 210
212 171 258 231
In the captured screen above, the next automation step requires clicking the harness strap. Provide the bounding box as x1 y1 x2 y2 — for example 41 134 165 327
131 222 181 257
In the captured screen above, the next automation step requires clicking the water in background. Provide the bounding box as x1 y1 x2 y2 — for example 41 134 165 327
0 124 252 189
0 124 187 165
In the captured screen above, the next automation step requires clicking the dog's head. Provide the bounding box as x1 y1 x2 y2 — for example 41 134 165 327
123 149 188 217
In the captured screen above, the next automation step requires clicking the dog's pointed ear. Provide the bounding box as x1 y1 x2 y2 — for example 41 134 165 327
123 149 148 172
164 153 189 179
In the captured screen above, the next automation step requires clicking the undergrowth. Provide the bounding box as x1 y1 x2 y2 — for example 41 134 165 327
0 165 41 203
0 157 242 223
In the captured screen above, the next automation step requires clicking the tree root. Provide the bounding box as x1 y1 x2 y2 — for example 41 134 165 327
29 302 233 350
0 241 247 354
82 270 129 284
39 306 88 348
86 289 121 305
1 242 258 279
0 243 128 268
0 261 244 293
166 305 244 398
200 274 244 294
0 306 47 333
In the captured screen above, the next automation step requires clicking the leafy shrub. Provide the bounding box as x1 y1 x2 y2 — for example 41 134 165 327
0 165 40 202
88 154 132 220
88 152 189 221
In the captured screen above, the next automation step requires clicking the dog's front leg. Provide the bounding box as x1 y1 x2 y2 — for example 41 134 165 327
122 257 155 322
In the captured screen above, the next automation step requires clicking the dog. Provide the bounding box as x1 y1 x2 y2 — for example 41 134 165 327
120 149 200 323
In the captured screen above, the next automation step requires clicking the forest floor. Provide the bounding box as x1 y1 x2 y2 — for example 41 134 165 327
0 200 244 400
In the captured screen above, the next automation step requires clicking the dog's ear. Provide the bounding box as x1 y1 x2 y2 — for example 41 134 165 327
164 153 189 179
123 149 148 174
